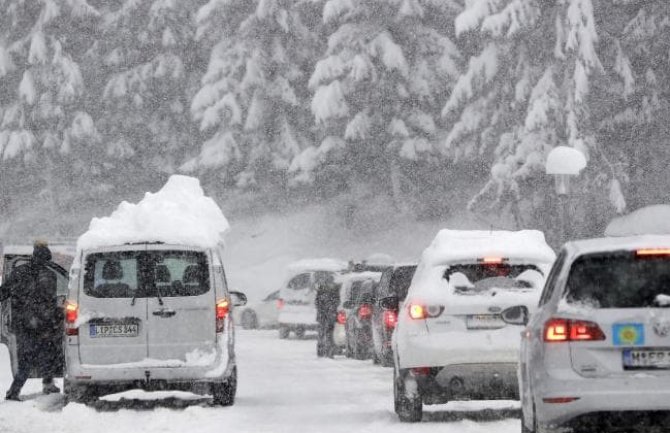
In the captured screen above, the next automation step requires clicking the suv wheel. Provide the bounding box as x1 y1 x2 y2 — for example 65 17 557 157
212 366 237 406
64 379 98 405
278 325 290 339
394 369 422 423
294 326 305 339
241 310 258 330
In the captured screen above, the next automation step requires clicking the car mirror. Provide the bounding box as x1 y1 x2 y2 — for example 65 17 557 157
230 291 247 307
342 300 354 309
501 305 529 326
379 296 399 310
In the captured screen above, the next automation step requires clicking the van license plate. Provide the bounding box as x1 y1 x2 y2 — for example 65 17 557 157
466 314 505 330
623 349 670 369
89 323 139 338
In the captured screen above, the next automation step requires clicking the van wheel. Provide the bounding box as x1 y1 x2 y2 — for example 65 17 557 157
278 326 290 339
212 367 237 406
394 369 422 423
241 310 258 330
294 327 305 339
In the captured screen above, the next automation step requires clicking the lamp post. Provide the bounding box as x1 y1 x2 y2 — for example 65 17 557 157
545 146 587 245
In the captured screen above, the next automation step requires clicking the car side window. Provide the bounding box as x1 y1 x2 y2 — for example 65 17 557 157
287 273 311 290
538 250 567 306
376 270 392 297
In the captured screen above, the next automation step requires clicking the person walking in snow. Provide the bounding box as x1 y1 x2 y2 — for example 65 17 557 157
315 273 340 358
0 241 62 400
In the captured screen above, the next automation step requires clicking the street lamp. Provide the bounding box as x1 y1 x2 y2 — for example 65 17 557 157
545 146 587 244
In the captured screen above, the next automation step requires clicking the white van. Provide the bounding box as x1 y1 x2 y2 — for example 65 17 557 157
63 243 246 405
277 259 347 339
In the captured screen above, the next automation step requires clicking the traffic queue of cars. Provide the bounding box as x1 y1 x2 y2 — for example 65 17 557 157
272 230 670 432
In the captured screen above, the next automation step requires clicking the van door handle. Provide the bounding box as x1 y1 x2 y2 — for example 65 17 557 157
153 309 176 318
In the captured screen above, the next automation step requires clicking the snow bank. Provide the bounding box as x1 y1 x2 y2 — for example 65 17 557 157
286 258 348 274
605 204 670 236
420 229 556 267
76 175 229 252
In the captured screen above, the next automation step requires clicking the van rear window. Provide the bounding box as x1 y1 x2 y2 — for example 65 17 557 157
84 250 210 298
566 252 670 308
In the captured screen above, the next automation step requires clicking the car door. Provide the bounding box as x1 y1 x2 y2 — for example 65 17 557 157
0 255 69 377
145 247 217 362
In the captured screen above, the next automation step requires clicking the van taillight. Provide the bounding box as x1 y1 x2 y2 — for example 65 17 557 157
544 318 605 342
65 301 78 336
216 299 230 333
358 304 372 320
383 310 397 329
277 299 284 310
336 310 346 325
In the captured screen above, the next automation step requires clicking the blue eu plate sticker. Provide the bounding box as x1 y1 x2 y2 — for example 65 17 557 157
613 323 644 346
89 324 97 337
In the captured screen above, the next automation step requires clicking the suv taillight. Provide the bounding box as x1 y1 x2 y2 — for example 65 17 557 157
383 310 397 329
65 301 78 336
408 303 444 320
544 318 606 342
358 304 372 320
216 299 230 333
336 310 346 325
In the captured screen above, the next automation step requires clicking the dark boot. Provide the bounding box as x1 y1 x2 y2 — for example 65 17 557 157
42 379 60 394
5 390 21 401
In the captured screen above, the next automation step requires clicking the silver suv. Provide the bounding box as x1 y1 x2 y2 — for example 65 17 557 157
64 243 246 405
509 236 670 432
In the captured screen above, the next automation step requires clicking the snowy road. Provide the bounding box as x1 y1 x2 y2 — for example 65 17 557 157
0 330 520 433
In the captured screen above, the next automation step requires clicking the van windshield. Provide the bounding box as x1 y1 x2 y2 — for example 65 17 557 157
84 250 210 298
566 252 670 308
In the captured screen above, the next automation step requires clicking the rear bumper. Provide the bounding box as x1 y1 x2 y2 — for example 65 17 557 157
535 371 670 429
333 324 346 347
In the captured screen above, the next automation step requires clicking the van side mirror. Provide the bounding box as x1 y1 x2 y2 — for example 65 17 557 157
230 291 247 307
379 296 399 310
501 305 529 326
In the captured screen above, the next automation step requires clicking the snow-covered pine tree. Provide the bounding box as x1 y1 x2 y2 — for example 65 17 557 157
0 0 100 218
94 0 207 193
444 0 612 238
186 0 320 190
297 0 462 209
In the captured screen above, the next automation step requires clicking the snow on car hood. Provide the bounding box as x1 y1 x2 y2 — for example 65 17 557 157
76 175 229 255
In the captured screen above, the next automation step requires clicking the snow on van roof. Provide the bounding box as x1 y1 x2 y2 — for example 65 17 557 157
287 258 348 274
605 204 670 237
421 229 556 266
76 175 229 252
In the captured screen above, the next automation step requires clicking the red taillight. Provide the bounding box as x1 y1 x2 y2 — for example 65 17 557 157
544 318 605 342
358 304 372 320
336 310 346 325
636 248 670 257
411 367 432 376
479 257 506 264
383 310 397 329
543 397 580 404
216 299 230 333
65 301 78 336
277 299 284 310
409 304 426 320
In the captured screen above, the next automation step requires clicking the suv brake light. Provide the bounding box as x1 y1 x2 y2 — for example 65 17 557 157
336 310 346 325
636 248 670 257
216 299 230 333
383 310 397 329
544 318 605 342
65 301 78 336
277 298 284 310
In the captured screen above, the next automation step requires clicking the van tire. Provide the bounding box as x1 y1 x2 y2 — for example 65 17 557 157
64 380 98 405
294 327 305 339
241 310 258 330
278 326 290 339
212 367 237 406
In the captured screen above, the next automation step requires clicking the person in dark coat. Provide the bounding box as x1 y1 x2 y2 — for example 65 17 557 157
315 273 340 358
0 241 62 400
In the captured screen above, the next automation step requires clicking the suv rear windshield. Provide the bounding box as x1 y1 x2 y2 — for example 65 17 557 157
444 263 543 293
84 250 210 298
566 252 670 308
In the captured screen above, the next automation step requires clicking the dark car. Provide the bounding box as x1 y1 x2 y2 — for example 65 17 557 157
371 264 417 367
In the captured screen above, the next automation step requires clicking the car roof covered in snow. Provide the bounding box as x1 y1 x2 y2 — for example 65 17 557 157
287 258 348 274
605 204 670 237
565 235 670 257
75 175 230 254
420 229 556 267
338 271 383 285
